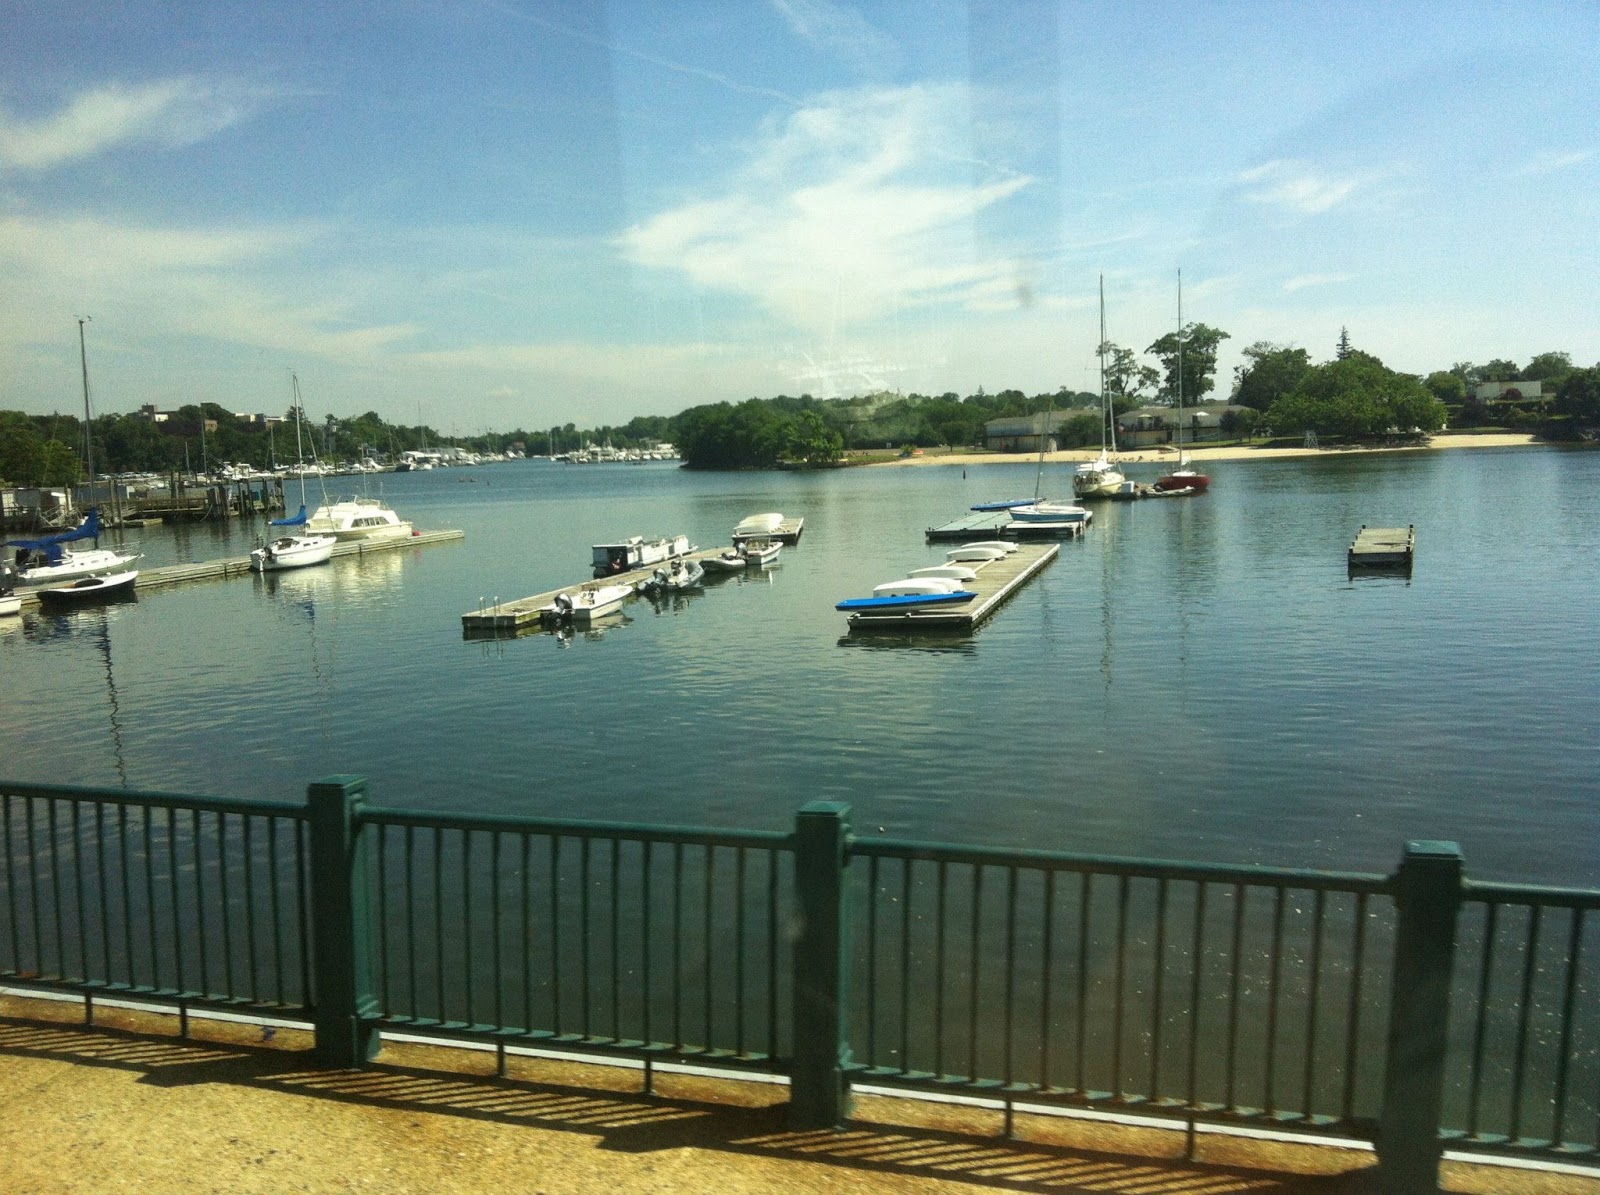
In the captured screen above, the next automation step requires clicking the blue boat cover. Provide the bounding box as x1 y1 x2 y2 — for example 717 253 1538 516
970 499 1031 511
836 590 978 611
270 504 309 527
5 508 102 563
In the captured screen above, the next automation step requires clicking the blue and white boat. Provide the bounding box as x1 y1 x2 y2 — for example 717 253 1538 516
837 589 977 612
6 509 139 587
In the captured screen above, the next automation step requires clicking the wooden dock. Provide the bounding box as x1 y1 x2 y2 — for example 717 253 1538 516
926 512 1085 541
844 542 1059 633
9 529 464 608
461 546 726 637
732 517 804 544
1348 524 1415 572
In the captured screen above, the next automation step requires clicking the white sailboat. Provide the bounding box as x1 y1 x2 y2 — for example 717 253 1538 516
252 375 337 572
1008 391 1092 527
1074 277 1129 500
1152 269 1211 495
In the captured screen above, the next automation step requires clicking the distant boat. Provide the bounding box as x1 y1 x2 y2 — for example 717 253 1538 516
1074 278 1129 500
36 569 138 605
306 496 414 541
1152 270 1211 495
252 381 337 572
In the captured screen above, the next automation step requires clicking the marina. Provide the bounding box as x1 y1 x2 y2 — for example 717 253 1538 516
843 541 1058 632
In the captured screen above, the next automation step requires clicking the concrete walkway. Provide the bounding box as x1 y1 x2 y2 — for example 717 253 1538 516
2 993 1595 1194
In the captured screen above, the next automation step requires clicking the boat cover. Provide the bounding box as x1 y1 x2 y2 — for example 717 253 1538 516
5 508 103 563
270 505 310 527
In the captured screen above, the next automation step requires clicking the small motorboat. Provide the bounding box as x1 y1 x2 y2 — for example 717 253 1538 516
639 558 705 593
36 569 138 604
548 582 633 625
741 539 782 566
702 547 748 573
0 590 20 617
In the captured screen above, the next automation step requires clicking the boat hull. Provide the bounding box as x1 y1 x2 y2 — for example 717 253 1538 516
251 534 337 572
36 570 138 604
837 590 977 611
1153 472 1210 493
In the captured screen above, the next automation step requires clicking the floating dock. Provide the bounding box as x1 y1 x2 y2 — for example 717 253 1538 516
8 529 464 608
845 542 1059 633
461 546 726 637
1348 525 1415 572
926 513 1085 541
732 517 804 544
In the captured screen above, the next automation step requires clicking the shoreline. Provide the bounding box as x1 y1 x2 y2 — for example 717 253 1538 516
870 433 1545 467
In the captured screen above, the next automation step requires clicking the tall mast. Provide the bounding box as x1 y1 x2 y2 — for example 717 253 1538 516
1176 269 1185 454
1100 274 1116 454
78 317 95 515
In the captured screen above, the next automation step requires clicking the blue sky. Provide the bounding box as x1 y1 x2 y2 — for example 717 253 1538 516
2 1 1596 432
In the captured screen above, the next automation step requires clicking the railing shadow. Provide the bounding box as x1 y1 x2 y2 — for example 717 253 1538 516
0 1008 1380 1194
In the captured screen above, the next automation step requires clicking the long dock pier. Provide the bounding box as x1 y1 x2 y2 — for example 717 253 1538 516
9 529 464 608
1348 524 1415 572
844 542 1059 633
461 546 724 637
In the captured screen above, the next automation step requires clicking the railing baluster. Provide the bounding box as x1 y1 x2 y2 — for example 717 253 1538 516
1224 883 1245 1113
295 817 310 1008
641 839 653 1048
610 837 621 1043
1263 885 1286 1116
521 833 532 1036
579 835 591 1039
865 852 879 1066
243 816 258 1002
1075 871 1091 1096
405 825 418 1018
118 804 134 990
193 809 208 998
1150 876 1168 1101
765 847 778 1063
1186 881 1207 1109
268 817 283 1006
937 859 950 1080
71 801 86 982
1303 887 1326 1119
671 841 683 1050
168 807 183 994
1111 874 1129 1098
376 823 390 1015
218 813 234 999
46 799 61 979
1342 891 1368 1123
463 829 475 1027
1466 900 1498 1138
97 804 110 984
900 857 913 1073
734 847 747 1056
491 831 503 1033
549 835 562 1036
703 844 716 1050
4 796 20 977
434 827 446 1023
1508 904 1543 1142
968 863 983 1082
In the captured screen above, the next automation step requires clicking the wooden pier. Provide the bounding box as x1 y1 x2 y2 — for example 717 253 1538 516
1348 524 1415 572
461 546 726 637
9 529 464 608
844 542 1059 633
926 512 1085 541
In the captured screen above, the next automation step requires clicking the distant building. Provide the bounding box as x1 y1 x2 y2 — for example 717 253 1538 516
135 404 170 424
1473 381 1543 403
983 411 1080 452
1116 402 1248 448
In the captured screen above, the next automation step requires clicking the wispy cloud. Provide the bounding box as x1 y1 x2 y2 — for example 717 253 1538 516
618 84 1032 335
0 78 255 171
771 0 901 76
1514 149 1594 177
1238 159 1362 215
1283 273 1353 293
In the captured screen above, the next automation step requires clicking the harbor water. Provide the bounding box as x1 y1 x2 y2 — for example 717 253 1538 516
3 446 1596 887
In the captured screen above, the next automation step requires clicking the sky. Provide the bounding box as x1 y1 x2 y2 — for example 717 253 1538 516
1 1 1596 432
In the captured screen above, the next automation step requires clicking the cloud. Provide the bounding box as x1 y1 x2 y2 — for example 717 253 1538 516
0 78 257 171
1238 160 1362 215
771 0 900 75
1514 149 1594 176
1283 273 1353 293
617 84 1032 336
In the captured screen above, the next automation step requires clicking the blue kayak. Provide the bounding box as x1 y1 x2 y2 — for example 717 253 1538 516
836 590 978 611
970 499 1032 511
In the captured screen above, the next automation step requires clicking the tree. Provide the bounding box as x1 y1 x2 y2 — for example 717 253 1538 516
1478 358 1519 383
1336 327 1353 360
784 409 844 464
1100 343 1160 408
1233 342 1311 411
1520 352 1573 383
1145 323 1230 406
1424 371 1466 404
1266 354 1447 440
1551 367 1600 428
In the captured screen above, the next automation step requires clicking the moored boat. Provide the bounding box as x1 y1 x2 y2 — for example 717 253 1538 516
702 547 748 573
639 557 706 593
873 577 961 596
740 539 781 566
254 381 340 572
306 496 414 541
6 509 139 587
0 590 19 617
946 545 1008 562
548 582 633 624
837 589 977 612
732 512 784 539
592 534 693 577
907 564 978 582
36 569 138 604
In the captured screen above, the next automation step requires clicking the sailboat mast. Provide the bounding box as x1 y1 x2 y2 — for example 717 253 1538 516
1100 275 1116 454
292 373 309 509
78 317 95 517
1176 269 1185 454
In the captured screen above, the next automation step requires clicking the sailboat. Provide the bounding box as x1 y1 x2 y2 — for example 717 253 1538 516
1006 392 1092 528
251 375 338 572
1152 269 1211 495
6 319 139 586
1074 276 1130 500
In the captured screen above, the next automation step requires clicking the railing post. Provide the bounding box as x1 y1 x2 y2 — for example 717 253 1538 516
308 775 380 1067
1376 840 1464 1194
790 800 853 1129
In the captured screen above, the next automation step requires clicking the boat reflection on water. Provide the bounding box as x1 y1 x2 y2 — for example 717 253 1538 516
255 546 406 606
553 611 630 647
836 631 978 655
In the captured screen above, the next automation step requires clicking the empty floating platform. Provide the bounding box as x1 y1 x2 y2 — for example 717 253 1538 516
926 512 1085 541
845 542 1059 633
1348 524 1416 572
732 516 804 544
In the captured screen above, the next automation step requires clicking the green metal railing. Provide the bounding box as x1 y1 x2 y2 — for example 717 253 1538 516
3 777 1597 1193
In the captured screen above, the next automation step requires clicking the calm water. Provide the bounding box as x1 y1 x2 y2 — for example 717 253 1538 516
4 448 1597 885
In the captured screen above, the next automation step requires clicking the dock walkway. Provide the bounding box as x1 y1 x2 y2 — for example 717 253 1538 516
10 529 464 608
1348 524 1415 571
845 542 1059 633
461 546 723 636
926 512 1084 541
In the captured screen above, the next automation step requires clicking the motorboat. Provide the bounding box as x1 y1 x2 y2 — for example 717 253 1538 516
548 582 633 624
592 534 693 577
6 509 139 587
907 564 978 582
251 523 337 572
639 557 705 593
0 590 19 617
946 545 1007 563
740 539 782 566
702 547 748 573
36 569 138 604
306 496 413 541
732 512 784 539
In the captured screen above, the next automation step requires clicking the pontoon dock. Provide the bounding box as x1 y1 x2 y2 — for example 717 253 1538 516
926 512 1085 541
845 542 1059 633
1348 524 1415 572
